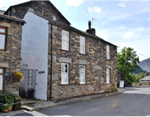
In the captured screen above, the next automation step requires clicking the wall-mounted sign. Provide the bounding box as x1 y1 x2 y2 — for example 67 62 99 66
38 71 45 74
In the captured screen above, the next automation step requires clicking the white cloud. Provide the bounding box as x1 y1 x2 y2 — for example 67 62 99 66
123 31 133 39
117 3 126 8
101 21 106 25
109 14 130 21
88 6 102 13
66 0 84 7
0 0 5 8
137 7 150 15
96 29 109 41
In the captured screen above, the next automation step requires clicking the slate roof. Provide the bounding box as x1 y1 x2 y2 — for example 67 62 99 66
0 14 26 24
4 0 71 25
140 76 150 81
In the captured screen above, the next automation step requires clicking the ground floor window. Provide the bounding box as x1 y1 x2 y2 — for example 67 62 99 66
0 68 4 91
61 63 69 84
80 65 86 84
106 68 111 84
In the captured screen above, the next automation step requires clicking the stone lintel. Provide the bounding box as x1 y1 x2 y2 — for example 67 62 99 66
94 65 102 70
59 57 72 63
0 62 9 68
106 64 112 69
79 59 87 65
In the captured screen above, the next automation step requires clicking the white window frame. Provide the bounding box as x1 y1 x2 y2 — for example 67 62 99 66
80 65 86 84
0 27 6 50
52 15 56 21
62 30 69 51
106 45 110 60
80 36 85 54
0 68 4 91
61 63 69 84
106 68 110 84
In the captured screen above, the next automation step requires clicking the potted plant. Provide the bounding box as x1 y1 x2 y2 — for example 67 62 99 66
2 103 14 113
0 93 15 113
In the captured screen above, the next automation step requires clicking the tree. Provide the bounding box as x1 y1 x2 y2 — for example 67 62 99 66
117 47 140 85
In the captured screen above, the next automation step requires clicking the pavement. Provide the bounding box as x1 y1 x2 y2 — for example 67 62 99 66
0 90 122 116
8 86 150 116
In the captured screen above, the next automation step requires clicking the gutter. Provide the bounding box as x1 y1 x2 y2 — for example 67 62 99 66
50 24 53 100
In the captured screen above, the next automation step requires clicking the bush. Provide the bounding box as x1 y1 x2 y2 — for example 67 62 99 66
132 73 147 83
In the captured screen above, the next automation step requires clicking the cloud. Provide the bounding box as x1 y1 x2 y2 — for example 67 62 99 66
0 0 5 8
101 21 106 25
66 0 84 7
117 3 126 8
96 29 109 41
109 14 130 21
137 7 150 15
135 27 144 32
123 31 133 39
88 6 102 13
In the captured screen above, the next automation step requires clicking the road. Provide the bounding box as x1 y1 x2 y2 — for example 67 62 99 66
14 86 150 116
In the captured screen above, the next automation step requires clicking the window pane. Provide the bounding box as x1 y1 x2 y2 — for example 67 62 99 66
0 69 2 73
0 75 3 90
0 35 5 49
0 29 5 33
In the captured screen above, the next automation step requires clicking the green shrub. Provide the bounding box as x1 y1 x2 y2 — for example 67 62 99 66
0 92 15 104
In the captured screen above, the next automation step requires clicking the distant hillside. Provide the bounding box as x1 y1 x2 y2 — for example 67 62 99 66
139 58 150 73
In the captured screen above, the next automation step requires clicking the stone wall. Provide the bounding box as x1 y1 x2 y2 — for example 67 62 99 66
49 24 118 101
0 20 22 95
9 1 70 26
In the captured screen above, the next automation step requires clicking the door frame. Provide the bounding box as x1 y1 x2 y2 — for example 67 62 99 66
0 67 4 92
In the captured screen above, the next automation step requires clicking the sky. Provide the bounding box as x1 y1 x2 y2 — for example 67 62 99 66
0 0 150 61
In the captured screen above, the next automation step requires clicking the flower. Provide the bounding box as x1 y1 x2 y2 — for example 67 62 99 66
13 71 24 83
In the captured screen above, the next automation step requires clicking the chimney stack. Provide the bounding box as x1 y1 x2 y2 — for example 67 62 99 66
86 20 96 36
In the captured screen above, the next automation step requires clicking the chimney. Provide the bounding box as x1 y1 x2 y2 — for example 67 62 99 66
86 20 96 36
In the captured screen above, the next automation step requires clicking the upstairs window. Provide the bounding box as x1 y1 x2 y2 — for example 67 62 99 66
80 36 85 54
53 15 56 21
0 26 7 51
106 45 110 59
61 63 69 84
62 30 69 51
80 65 86 84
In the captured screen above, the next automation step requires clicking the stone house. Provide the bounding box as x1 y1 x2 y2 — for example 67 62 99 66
0 12 25 96
4 0 118 101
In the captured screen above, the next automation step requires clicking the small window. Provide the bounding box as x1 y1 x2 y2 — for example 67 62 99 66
80 65 86 84
106 45 110 59
61 63 69 84
106 68 110 84
62 30 69 51
80 36 85 54
53 15 56 21
0 68 4 91
0 26 6 50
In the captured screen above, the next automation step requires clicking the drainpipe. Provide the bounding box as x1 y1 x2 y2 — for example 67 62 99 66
50 24 53 100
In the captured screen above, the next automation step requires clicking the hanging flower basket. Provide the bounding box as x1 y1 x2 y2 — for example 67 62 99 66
13 71 24 83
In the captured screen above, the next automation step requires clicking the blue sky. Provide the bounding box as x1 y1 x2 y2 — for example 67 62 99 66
0 0 150 61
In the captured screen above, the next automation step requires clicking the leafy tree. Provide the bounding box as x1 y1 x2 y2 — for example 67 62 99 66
131 73 147 83
117 47 140 85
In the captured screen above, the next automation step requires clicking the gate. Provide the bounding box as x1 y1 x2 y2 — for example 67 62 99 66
19 69 38 97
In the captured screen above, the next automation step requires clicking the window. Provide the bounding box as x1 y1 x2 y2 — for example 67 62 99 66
0 26 7 50
62 30 69 51
106 45 110 59
61 63 69 84
52 15 56 21
80 65 86 84
80 36 85 54
0 68 4 91
106 68 110 84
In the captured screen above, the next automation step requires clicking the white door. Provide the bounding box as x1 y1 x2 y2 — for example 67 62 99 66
0 68 4 91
